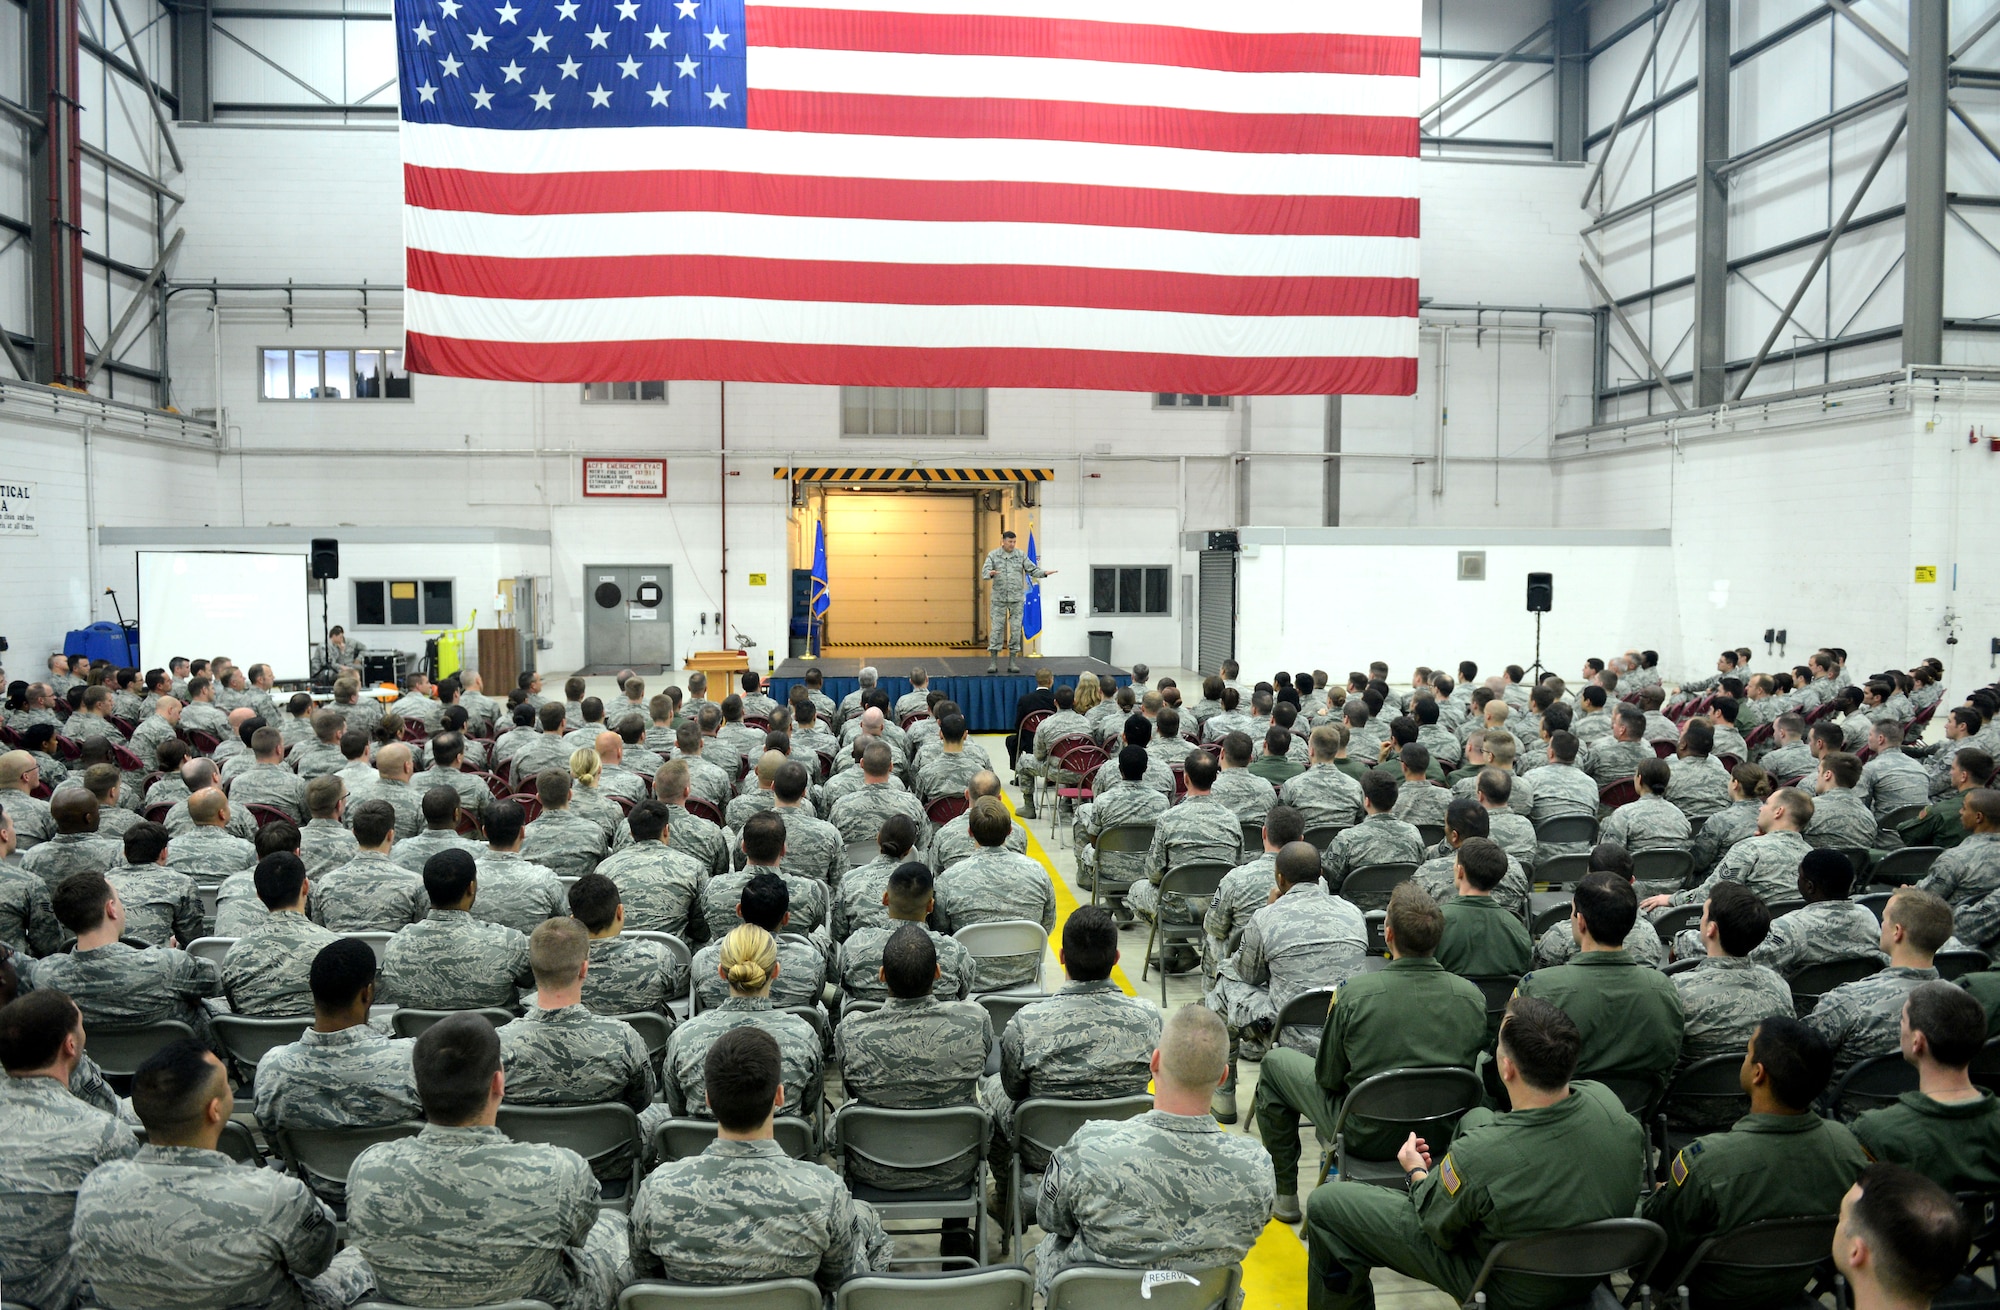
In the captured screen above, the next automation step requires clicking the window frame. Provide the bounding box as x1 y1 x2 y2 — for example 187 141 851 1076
1089 565 1173 617
839 385 988 438
581 381 670 403
350 578 456 629
1152 393 1233 409
259 347 412 401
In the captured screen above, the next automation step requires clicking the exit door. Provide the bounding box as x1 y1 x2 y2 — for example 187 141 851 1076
584 565 674 671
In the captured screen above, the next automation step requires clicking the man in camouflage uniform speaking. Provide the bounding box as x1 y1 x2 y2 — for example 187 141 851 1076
982 529 1053 674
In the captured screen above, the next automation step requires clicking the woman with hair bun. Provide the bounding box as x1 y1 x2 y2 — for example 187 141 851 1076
661 924 826 1122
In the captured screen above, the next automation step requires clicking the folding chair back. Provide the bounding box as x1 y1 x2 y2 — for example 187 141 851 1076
359 1302 551 1310
1528 891 1575 937
86 1019 197 1080
832 1104 988 1264
834 1266 1033 1310
954 920 1049 993
1649 904 1704 942
1090 823 1157 906
1532 816 1599 848
1629 848 1693 887
1461 1218 1668 1310
1415 823 1446 849
1301 825 1343 852
926 796 969 826
1275 987 1335 1035
390 1008 513 1039
1657 1214 1839 1303
1867 845 1941 889
619 1282 819 1310
1936 949 1991 981
1330 1067 1483 1185
1829 1053 1920 1121
1141 862 1231 1003
247 804 294 829
277 1121 425 1195
1589 1070 1665 1119
1337 862 1417 913
1973 1037 2000 1095
834 1103 988 1185
212 1014 312 1071
185 935 236 966
1852 891 1893 923
345 930 394 965
1599 779 1639 810
650 1116 815 1165
975 991 1040 1038
845 840 880 868
135 1120 262 1165
1043 1264 1240 1310
610 1012 676 1064
1790 956 1883 1014
496 1103 644 1204
1009 1095 1153 1249
1238 820 1263 855
1465 976 1520 1024
1659 1052 1751 1138
684 797 724 826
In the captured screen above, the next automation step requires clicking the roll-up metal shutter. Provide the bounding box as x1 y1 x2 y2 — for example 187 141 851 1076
1196 548 1237 675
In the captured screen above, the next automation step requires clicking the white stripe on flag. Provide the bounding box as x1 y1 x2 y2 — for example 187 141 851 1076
405 289 1415 356
401 208 1419 278
744 47 1420 118
399 122 1422 197
745 0 1422 39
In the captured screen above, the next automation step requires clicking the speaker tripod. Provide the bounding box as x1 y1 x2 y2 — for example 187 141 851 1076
1526 611 1546 683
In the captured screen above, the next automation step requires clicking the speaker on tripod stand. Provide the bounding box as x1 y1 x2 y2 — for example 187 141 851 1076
1525 572 1552 680
311 539 339 687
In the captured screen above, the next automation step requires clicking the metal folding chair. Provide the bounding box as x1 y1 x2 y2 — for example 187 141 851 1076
1140 863 1230 1006
1043 1264 1241 1310
1088 823 1156 909
1458 1218 1667 1310
1788 956 1883 1016
495 1103 645 1209
1653 1214 1839 1310
832 1104 990 1269
185 935 236 967
1007 1095 1153 1254
389 1007 514 1039
649 1116 814 1166
1321 1066 1484 1189
1533 816 1600 849
1827 1053 1920 1121
212 1014 312 1073
618 1283 818 1310
954 920 1049 997
1337 862 1418 914
834 1266 1032 1310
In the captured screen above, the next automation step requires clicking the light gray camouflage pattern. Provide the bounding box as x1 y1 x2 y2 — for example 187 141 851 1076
0 1074 140 1310
932 846 1056 990
0 860 62 954
567 784 624 840
1533 914 1665 970
1689 798 1761 877
310 851 430 931
1206 881 1368 1052
32 940 221 1040
292 744 347 783
1918 833 2000 914
1133 794 1243 927
978 979 1161 1171
520 809 608 878
1280 763 1366 833
468 850 568 935
693 932 827 1011
699 870 828 941
229 763 308 823
390 827 486 873
410 766 493 822
498 1003 656 1117
1073 786 1167 890
1090 751 1176 802
595 840 710 941
213 872 266 937
162 799 256 840
377 908 532 1009
163 826 257 880
835 994 992 1188
916 750 988 804
1752 899 1886 977
1324 812 1425 881
347 1123 629 1310
346 777 424 839
1805 788 1882 851
1602 796 1693 854
662 996 823 1118
72 1144 371 1310
1808 965 1944 1076
223 909 341 1016
1206 851 1278 969
1587 737 1650 787
1209 767 1277 821
1483 807 1540 868
827 782 928 850
1033 1110 1273 1300
582 934 689 1016
1666 755 1732 819
837 923 976 1002
1671 829 1811 907
629 1139 892 1290
1415 850 1531 920
830 854 898 941
774 804 847 885
931 808 1027 873
127 717 179 773
1392 779 1451 830
297 818 360 879
252 1025 421 1203
20 832 124 893
725 787 778 832
1672 956 1795 1066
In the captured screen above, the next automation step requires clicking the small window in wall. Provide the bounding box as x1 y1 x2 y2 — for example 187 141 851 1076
1091 566 1172 616
1154 393 1232 409
262 348 410 399
840 386 986 436
352 579 455 628
583 381 669 402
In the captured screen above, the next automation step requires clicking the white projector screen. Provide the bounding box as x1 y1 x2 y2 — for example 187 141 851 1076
138 551 312 681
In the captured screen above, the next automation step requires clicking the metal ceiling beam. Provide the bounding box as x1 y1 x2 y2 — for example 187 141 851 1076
1582 0 1676 211
1950 100 2000 168
83 228 181 387
80 142 184 203
104 0 180 172
1717 83 1907 177
172 0 212 121
1903 0 1946 366
1552 0 1589 162
1583 177 1696 235
1692 0 1730 405
1824 0 1907 68
1420 21 1552 125
1955 6 2000 62
1581 258 1689 410
1732 111 1907 400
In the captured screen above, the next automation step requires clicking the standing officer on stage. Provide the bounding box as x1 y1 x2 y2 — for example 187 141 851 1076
982 530 1053 675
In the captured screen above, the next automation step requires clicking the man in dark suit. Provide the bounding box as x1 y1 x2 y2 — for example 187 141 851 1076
1009 669 1058 773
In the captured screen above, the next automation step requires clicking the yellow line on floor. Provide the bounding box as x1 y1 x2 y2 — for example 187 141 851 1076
1002 788 1308 1308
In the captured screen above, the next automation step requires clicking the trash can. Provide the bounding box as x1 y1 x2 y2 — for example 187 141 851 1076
1087 630 1113 663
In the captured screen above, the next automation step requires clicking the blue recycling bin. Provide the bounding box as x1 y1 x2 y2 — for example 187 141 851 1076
64 622 139 665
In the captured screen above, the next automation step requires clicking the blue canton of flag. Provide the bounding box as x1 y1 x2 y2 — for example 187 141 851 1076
397 0 746 130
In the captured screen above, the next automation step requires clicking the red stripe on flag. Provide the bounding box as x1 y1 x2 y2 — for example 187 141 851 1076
405 248 1419 316
745 7 1421 76
747 89 1418 156
405 332 1420 394
403 165 1420 237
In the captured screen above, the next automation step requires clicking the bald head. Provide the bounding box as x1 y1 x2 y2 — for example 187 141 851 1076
0 750 34 788
227 707 257 731
180 758 218 791
594 730 622 764
375 742 413 779
967 770 1003 801
858 707 885 736
154 696 182 722
756 750 787 785
187 787 228 826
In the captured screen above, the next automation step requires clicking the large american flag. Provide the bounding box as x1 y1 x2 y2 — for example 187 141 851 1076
397 1 1421 394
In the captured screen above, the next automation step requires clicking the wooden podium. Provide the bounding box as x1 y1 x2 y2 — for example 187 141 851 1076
477 628 521 693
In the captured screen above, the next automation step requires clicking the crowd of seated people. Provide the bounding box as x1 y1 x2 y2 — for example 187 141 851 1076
0 646 1993 1308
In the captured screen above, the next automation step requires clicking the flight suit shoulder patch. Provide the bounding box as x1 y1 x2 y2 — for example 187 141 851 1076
1439 1155 1462 1195
1670 1141 1703 1187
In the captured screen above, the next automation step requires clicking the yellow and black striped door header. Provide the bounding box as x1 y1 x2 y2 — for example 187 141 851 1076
774 467 1055 484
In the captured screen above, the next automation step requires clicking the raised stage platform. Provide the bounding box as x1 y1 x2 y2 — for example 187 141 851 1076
770 656 1129 733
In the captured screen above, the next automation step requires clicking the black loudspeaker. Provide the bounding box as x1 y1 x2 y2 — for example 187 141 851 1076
310 538 340 580
1526 572 1553 613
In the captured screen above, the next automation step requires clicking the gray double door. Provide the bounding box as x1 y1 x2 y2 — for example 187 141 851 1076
584 565 674 671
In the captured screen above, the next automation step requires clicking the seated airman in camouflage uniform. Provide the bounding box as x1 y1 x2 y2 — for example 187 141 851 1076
313 799 429 932
377 849 534 1011
39 869 223 1051
632 1025 892 1290
475 797 569 936
1752 848 1886 978
222 853 338 1017
1666 883 1795 1129
1533 842 1667 970
1645 786 1813 919
390 786 486 873
1602 758 1694 859
106 820 204 949
1414 800 1531 920
837 862 977 1003
1324 772 1425 897
1074 745 1169 903
694 871 828 1011
1132 752 1242 970
832 814 920 942
597 795 710 943
1807 888 1951 1081
347 1012 630 1310
567 873 690 1016
828 740 929 851
932 797 1055 992
1206 805 1307 980
663 924 824 1123
931 771 1028 873
22 790 124 895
